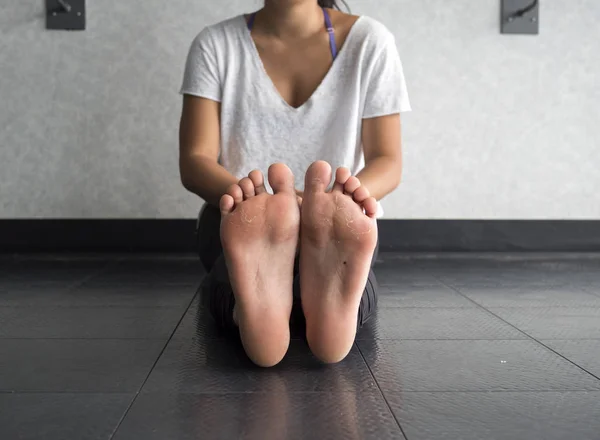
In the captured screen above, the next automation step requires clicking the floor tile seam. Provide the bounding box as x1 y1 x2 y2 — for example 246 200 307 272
580 286 600 299
0 304 194 309
75 283 200 287
355 343 409 440
442 284 599 288
375 304 600 310
358 338 600 342
0 337 178 340
454 305 600 309
373 306 478 309
433 277 600 383
366 386 600 392
380 389 600 394
0 260 118 291
477 306 600 310
62 260 120 291
0 390 135 395
109 291 199 440
355 338 531 341
540 338 600 342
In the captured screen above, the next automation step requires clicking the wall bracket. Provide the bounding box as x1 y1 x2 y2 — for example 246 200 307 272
46 0 86 30
501 0 539 35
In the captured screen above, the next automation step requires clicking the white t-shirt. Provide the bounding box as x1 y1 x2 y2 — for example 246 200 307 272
180 15 411 215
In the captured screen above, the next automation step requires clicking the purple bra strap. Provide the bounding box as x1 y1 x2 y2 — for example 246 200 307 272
247 8 338 60
247 13 257 31
322 8 338 60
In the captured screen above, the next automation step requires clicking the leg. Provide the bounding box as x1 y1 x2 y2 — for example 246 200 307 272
196 204 238 333
357 240 380 326
300 161 378 363
358 269 379 327
196 204 224 273
199 254 238 333
220 164 300 367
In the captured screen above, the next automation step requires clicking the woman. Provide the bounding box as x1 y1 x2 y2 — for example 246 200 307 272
179 0 410 367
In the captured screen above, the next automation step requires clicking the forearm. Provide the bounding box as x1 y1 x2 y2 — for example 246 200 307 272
356 156 402 201
180 155 238 207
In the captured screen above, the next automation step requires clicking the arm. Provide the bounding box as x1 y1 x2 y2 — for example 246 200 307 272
179 95 238 207
356 113 403 201
356 26 409 200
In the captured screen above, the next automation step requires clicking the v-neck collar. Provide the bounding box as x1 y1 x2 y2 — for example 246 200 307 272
240 15 364 112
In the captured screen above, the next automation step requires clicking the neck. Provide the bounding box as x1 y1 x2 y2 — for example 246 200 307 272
259 1 324 38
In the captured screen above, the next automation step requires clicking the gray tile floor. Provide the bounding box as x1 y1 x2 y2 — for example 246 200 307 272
1 253 600 440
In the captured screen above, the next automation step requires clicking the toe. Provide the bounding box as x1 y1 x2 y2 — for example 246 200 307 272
226 183 244 206
219 194 235 217
304 161 332 194
352 185 371 203
268 163 295 194
363 197 378 219
249 170 267 194
333 167 351 193
343 176 361 195
239 177 255 200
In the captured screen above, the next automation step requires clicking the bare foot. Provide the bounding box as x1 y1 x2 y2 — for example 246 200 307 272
220 164 300 367
300 161 378 363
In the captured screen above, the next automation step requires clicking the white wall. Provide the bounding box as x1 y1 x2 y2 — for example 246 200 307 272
1 0 598 219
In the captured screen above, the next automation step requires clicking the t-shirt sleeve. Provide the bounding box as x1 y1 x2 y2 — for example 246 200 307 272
363 33 411 119
180 28 222 102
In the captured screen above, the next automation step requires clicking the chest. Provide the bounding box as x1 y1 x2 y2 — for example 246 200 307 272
252 34 336 109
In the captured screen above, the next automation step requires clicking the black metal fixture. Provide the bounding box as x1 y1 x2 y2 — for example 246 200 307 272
46 0 86 30
501 0 539 34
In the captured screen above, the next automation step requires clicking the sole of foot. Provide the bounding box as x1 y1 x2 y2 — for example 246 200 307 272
300 161 378 364
220 164 300 367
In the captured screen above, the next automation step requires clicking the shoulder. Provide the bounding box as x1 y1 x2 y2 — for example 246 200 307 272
188 16 244 51
351 16 396 54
